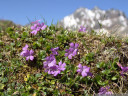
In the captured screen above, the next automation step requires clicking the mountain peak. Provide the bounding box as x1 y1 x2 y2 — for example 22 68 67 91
59 7 128 37
93 6 100 10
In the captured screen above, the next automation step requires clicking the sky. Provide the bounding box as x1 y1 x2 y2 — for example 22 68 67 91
0 0 128 26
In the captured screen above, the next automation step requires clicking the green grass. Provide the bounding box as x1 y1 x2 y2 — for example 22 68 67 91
1 24 128 96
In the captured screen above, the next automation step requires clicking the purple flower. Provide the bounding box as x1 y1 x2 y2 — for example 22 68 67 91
45 54 55 61
43 55 66 76
20 44 34 61
58 61 66 71
43 54 55 69
120 66 128 77
48 65 61 76
31 30 38 35
43 55 56 72
41 24 47 30
65 43 79 59
30 20 47 35
20 44 28 56
48 59 56 67
46 59 61 76
25 49 34 61
51 47 59 55
117 63 128 77
79 26 86 32
77 64 92 77
121 66 128 72
22 44 28 50
98 86 112 95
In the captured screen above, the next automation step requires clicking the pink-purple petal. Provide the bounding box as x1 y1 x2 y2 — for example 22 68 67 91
30 49 34 55
75 43 79 48
22 44 28 50
68 54 73 59
26 56 30 61
81 70 87 77
70 43 74 47
48 59 56 67
41 25 47 30
83 66 90 72
78 64 82 69
29 56 34 61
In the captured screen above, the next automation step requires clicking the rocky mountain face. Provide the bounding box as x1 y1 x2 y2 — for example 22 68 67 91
59 7 128 37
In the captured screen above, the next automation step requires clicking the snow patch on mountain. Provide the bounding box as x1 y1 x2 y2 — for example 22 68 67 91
59 7 128 37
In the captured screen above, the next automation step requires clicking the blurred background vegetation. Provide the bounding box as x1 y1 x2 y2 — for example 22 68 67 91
0 20 21 31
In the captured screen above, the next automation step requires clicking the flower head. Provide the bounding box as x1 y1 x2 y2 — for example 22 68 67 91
30 20 47 35
121 66 128 72
20 44 28 56
77 64 92 77
48 65 61 76
45 59 61 76
43 55 66 76
65 43 79 59
25 49 34 61
20 44 34 61
58 61 66 71
51 47 59 55
22 44 28 50
98 86 112 95
117 62 128 77
43 54 55 69
79 26 86 32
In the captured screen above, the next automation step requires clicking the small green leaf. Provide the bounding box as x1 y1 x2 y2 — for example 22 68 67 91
33 41 41 49
95 75 101 81
46 45 51 53
102 69 111 75
96 62 105 68
38 50 46 60
0 83 4 90
97 80 108 86
35 73 42 78
111 76 118 80
51 80 55 85
2 77 8 83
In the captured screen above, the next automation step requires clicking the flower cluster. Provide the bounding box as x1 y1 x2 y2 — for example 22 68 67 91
43 54 66 76
31 20 47 35
20 44 34 61
43 47 66 76
98 86 112 95
117 63 128 77
77 64 92 77
65 43 79 59
79 26 86 32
